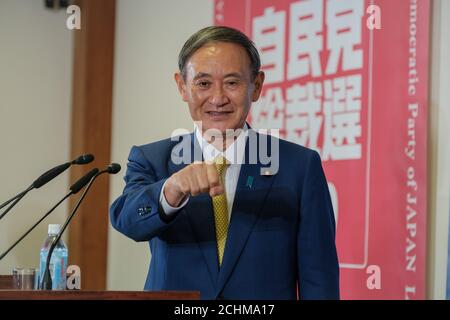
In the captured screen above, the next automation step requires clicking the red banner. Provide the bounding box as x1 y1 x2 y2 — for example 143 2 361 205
215 0 429 299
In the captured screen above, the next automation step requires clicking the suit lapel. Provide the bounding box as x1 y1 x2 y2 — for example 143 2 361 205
216 130 276 295
167 133 220 286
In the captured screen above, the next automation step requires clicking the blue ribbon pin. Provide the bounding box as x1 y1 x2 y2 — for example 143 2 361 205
246 176 254 189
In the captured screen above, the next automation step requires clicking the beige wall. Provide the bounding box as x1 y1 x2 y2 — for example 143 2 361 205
107 0 214 290
0 0 73 275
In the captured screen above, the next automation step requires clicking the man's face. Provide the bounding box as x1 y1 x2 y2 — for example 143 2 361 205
175 42 264 134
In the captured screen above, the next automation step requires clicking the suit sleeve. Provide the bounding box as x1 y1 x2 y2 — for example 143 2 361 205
109 146 180 242
297 150 340 300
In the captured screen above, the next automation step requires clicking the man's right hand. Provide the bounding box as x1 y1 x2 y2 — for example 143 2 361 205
163 161 224 207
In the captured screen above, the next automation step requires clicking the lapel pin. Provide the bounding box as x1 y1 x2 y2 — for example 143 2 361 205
246 176 254 189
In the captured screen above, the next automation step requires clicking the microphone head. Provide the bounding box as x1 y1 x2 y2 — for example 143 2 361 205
72 154 94 165
70 168 99 194
107 163 121 174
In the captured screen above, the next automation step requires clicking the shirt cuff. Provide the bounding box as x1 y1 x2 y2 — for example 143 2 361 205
159 180 189 216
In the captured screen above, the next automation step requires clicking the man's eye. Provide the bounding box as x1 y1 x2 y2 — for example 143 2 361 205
226 80 239 87
196 81 211 88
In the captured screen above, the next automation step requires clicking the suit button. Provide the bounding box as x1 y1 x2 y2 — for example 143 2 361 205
138 206 152 216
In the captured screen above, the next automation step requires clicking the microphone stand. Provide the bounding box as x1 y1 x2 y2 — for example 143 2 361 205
40 172 99 290
0 186 33 220
0 185 33 210
0 154 94 222
40 164 120 290
0 168 99 262
0 193 71 261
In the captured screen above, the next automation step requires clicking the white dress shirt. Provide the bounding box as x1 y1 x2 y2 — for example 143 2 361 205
159 123 248 221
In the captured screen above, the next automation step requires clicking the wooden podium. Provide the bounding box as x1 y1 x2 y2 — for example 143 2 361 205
0 275 199 300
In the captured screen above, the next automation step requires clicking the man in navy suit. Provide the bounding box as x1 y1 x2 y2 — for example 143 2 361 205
110 26 339 299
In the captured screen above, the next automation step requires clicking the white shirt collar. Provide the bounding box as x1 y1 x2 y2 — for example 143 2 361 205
194 123 248 165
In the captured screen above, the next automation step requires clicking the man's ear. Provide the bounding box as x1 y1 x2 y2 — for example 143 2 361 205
174 72 189 102
251 71 265 102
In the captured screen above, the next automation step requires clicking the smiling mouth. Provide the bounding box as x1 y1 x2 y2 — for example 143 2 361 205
206 111 233 116
206 111 233 115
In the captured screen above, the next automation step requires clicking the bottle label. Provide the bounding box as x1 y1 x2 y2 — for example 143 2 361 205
39 251 68 290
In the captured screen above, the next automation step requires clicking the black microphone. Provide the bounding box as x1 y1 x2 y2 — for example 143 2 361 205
72 154 94 165
0 154 94 221
32 163 71 189
40 163 121 290
0 168 99 262
106 163 121 174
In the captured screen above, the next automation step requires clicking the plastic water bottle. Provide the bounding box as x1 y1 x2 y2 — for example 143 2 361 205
39 224 68 290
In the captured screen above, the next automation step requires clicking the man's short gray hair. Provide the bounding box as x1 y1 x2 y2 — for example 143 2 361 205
178 26 261 80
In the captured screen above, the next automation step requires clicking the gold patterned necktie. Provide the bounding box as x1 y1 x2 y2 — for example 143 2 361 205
212 155 229 266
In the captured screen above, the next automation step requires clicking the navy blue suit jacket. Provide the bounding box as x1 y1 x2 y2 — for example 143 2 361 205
110 129 339 299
